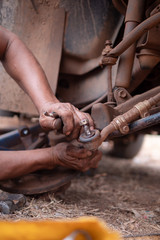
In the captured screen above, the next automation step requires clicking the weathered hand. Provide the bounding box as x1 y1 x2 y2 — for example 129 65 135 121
39 102 94 139
51 142 102 172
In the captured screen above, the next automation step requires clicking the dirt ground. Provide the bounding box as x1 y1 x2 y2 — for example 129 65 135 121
0 134 160 238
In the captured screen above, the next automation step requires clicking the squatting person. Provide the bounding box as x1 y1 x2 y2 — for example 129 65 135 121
0 26 101 181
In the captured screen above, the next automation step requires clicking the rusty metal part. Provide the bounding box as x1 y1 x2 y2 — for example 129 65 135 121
115 21 137 89
134 101 150 118
0 167 78 195
79 119 94 138
100 93 160 142
137 49 160 69
79 129 100 145
107 12 160 58
112 0 127 16
107 65 114 103
91 87 160 131
101 9 160 96
128 56 156 93
114 87 132 104
0 124 43 150
80 92 160 150
0 124 50 151
79 119 100 144
124 0 145 23
135 4 160 70
115 86 160 114
76 129 101 151
101 41 116 104
109 111 160 139
115 0 146 89
91 103 118 130
91 87 160 133
101 40 117 66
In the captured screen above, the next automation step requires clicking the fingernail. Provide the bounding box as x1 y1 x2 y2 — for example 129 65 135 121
87 151 92 156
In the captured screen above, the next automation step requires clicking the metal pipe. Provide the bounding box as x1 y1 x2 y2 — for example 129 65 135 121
80 92 108 112
108 12 160 58
0 124 42 149
115 86 160 114
79 91 160 150
115 23 138 88
109 111 160 139
107 65 113 102
100 91 160 142
115 0 146 88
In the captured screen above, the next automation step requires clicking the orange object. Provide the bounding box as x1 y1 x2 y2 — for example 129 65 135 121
0 217 122 240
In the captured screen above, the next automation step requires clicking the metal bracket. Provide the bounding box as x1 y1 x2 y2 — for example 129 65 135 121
114 87 132 105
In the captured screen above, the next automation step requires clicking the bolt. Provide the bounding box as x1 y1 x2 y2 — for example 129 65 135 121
122 125 129 133
118 90 127 98
80 119 88 126
80 119 93 137
22 129 29 135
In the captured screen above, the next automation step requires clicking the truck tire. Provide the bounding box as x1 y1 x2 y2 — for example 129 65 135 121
110 134 144 159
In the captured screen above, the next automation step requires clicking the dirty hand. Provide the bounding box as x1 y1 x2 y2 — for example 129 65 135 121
39 102 94 139
51 142 102 172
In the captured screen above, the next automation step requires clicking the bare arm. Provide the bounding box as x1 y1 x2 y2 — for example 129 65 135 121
0 26 58 112
0 143 101 180
0 26 94 138
0 148 53 180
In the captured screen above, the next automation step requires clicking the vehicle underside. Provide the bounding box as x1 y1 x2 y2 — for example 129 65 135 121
0 0 159 194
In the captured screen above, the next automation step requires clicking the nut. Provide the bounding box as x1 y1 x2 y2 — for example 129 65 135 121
118 90 127 98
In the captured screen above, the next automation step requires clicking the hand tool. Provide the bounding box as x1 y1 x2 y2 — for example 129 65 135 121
44 111 63 131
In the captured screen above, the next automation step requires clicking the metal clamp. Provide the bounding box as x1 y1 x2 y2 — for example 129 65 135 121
111 115 129 134
134 100 151 118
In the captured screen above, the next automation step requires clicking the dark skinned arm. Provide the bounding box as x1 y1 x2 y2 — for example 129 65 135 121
0 143 101 180
0 26 94 138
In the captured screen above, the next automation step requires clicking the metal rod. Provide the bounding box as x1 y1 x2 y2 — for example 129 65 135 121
109 111 160 139
108 12 160 58
107 65 113 102
0 124 42 149
115 0 146 88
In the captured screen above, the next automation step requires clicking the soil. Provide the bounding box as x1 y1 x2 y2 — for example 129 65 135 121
0 135 159 238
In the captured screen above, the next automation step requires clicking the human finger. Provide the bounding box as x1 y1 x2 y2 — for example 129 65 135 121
76 151 102 172
39 114 58 130
66 145 93 158
54 106 75 136
66 108 82 139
